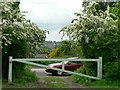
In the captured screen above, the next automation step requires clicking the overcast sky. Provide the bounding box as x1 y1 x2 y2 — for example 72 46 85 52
19 0 83 41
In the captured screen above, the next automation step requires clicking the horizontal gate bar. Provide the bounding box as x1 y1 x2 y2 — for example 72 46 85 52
14 60 99 80
12 58 98 62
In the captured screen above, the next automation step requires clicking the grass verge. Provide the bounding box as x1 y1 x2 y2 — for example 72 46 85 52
3 76 70 88
87 79 119 88
71 75 119 88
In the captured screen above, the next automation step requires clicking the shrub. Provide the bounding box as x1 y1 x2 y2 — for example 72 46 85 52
48 40 83 58
104 60 119 81
49 48 60 58
13 66 38 83
72 64 96 84
2 39 29 79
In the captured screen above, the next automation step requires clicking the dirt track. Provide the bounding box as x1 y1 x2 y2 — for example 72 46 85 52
31 68 51 77
3 68 85 88
31 68 86 88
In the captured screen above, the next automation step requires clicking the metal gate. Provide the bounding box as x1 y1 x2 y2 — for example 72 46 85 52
8 56 102 83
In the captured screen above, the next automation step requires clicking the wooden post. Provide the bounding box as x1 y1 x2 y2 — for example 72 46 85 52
8 56 13 84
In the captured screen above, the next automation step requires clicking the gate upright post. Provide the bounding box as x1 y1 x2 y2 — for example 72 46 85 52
8 56 13 84
98 57 102 79
62 61 65 70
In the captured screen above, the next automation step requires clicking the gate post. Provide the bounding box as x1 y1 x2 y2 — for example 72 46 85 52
62 61 65 70
97 57 102 79
8 56 13 83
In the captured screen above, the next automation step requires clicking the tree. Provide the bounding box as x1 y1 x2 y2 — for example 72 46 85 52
59 40 72 56
60 1 119 81
48 40 83 58
1 2 46 80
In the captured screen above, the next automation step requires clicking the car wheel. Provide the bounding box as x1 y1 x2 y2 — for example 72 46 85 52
57 71 63 75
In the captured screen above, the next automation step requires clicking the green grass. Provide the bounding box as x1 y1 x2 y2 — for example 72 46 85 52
3 76 70 88
88 79 119 88
2 79 40 88
2 66 39 88
12 69 38 84
73 78 119 88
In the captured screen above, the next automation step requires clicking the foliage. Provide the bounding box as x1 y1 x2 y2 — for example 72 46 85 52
1 2 46 56
82 1 108 15
40 47 50 54
103 60 119 81
72 77 119 88
58 40 83 57
58 40 72 56
1 2 46 81
61 1 119 62
48 40 83 58
60 1 119 82
13 66 38 84
72 66 94 84
49 48 60 58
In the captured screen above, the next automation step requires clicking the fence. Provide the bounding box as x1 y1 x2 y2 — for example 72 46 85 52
8 56 102 83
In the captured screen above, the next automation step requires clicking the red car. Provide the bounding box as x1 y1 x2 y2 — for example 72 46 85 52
45 58 83 75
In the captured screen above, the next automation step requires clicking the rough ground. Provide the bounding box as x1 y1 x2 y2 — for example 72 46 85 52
63 77 85 88
37 76 86 88
3 68 86 88
31 68 86 88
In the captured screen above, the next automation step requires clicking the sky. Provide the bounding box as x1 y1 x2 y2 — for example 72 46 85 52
19 0 83 41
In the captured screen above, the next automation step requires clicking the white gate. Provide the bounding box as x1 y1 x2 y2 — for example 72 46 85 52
8 56 102 83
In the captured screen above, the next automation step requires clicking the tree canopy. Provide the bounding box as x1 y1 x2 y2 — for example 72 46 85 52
60 1 119 82
1 2 47 57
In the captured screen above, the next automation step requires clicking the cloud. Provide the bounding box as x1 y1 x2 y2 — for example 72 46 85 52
46 30 69 41
19 0 83 41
